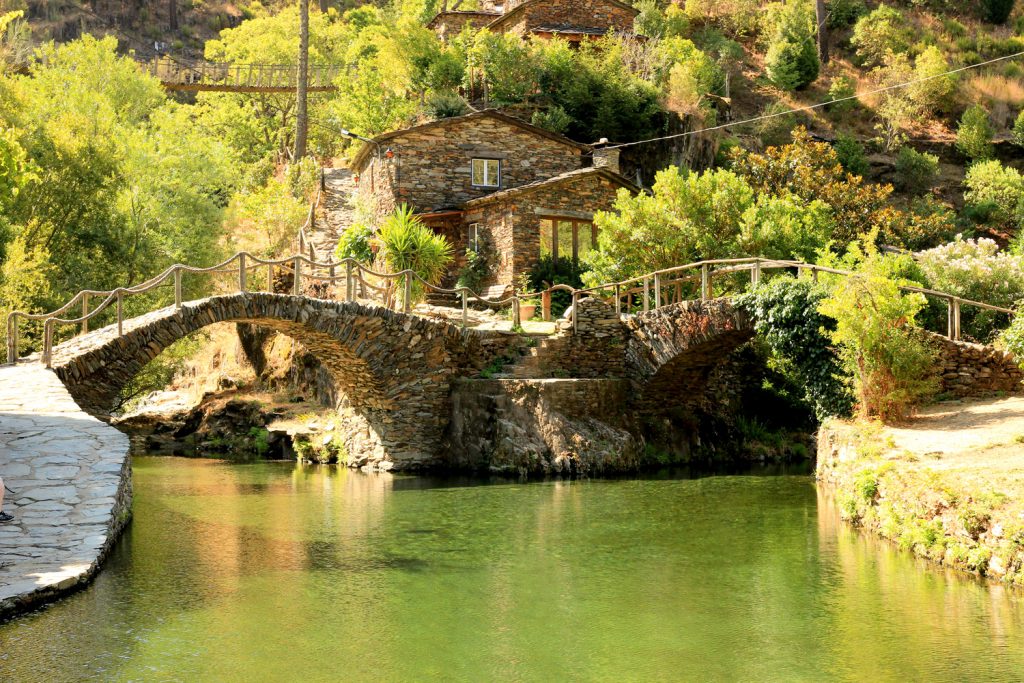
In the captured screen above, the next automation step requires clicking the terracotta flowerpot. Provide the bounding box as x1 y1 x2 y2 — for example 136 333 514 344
519 303 537 321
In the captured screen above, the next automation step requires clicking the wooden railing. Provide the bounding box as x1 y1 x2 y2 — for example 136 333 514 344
143 57 341 93
7 256 1016 368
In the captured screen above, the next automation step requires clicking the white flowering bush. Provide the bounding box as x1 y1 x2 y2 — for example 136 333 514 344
918 236 1024 341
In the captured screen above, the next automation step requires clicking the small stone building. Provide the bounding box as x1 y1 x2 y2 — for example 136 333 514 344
428 0 639 43
351 110 637 289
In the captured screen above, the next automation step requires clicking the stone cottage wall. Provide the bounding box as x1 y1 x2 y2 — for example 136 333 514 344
355 115 583 215
920 332 1024 397
465 170 628 286
490 0 638 36
428 10 499 41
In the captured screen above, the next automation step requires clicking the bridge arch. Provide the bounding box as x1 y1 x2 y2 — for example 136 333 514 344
49 293 504 469
623 300 754 411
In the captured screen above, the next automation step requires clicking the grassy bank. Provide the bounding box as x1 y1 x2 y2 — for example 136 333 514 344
817 398 1024 586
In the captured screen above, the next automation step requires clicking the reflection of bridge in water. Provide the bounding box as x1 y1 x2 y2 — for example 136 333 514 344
143 57 341 93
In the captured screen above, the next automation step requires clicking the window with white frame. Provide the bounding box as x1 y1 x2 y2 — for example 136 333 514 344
471 158 500 187
468 223 480 252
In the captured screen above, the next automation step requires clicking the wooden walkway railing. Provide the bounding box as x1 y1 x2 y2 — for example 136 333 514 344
6 256 1016 368
143 58 341 93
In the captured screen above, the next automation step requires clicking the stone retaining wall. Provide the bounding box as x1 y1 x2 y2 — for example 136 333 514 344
920 332 1024 398
0 365 132 620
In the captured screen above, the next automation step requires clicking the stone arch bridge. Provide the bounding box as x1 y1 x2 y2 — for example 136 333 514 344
43 292 755 470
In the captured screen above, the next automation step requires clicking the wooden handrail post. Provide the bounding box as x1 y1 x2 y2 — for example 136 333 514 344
512 297 521 328
174 268 183 309
346 261 354 302
43 319 53 369
7 313 18 365
571 291 579 334
542 289 551 322
461 289 468 328
654 272 662 309
954 298 961 341
268 263 274 293
403 271 412 314
238 253 247 292
81 293 89 335
614 284 621 316
947 297 954 339
643 276 650 313
701 264 710 301
116 290 123 337
293 257 302 295
812 266 819 284
751 261 761 287
329 261 336 287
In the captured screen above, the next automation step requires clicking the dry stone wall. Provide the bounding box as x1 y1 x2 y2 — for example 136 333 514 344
920 332 1024 398
488 0 638 35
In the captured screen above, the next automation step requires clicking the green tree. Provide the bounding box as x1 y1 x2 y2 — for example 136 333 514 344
851 4 910 67
894 147 939 194
763 0 819 90
737 194 835 261
584 168 754 286
956 105 995 160
963 159 1024 230
818 243 938 421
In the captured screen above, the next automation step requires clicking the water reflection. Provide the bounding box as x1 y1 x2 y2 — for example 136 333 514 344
0 459 1020 682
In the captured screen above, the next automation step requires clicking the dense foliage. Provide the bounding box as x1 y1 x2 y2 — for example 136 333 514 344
735 277 854 420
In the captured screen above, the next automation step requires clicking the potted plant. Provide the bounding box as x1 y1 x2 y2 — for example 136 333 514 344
515 271 539 321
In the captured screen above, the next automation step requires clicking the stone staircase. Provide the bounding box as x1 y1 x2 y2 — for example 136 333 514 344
312 167 357 258
493 332 571 379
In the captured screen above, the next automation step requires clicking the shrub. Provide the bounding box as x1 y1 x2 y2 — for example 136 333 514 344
528 255 585 317
851 5 911 67
834 134 869 176
818 244 938 421
827 76 857 114
963 159 1024 229
335 223 375 264
531 105 573 134
762 0 819 90
375 205 453 305
735 276 854 420
956 105 995 160
737 194 835 261
456 248 490 293
894 147 939 194
755 100 798 146
918 236 1024 341
425 91 469 119
1000 303 1024 365
981 0 1015 24
1012 110 1024 148
827 0 867 28
909 46 956 114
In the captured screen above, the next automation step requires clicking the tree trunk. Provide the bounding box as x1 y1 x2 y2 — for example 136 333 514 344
816 0 829 64
294 0 310 160
169 0 178 31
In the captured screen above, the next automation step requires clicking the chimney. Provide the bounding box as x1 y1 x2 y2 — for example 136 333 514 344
592 138 620 175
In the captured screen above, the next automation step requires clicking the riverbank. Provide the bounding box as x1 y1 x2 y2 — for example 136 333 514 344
817 396 1024 586
0 365 132 620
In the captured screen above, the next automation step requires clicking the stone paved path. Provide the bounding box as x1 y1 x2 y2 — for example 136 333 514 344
315 167 357 258
0 364 130 618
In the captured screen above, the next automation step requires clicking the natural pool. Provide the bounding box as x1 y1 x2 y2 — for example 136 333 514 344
1 456 1022 682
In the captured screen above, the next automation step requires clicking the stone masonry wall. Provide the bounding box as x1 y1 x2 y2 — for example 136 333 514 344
564 297 628 377
464 170 629 286
919 331 1024 398
429 10 499 41
355 114 583 218
489 0 638 35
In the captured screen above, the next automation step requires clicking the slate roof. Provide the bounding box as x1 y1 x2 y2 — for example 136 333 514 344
462 166 639 208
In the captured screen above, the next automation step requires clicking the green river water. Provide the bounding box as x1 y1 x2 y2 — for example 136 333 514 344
1 456 1023 682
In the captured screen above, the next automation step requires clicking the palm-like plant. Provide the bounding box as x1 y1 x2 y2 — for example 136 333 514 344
375 205 453 307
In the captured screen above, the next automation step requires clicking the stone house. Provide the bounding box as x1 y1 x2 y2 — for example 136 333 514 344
429 0 639 43
351 109 637 289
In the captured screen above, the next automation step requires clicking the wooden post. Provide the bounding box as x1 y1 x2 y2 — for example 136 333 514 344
542 289 552 322
238 253 247 292
7 314 17 365
43 319 53 369
614 284 621 316
950 299 958 342
643 276 650 312
751 260 761 287
268 263 275 293
654 272 662 309
116 290 123 337
403 271 412 314
571 291 579 334
329 261 336 288
461 289 468 327
675 281 682 304
174 269 183 309
293 257 302 295
947 298 954 340
812 267 819 284
81 294 89 335
701 264 710 301
512 297 521 328
346 261 354 302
